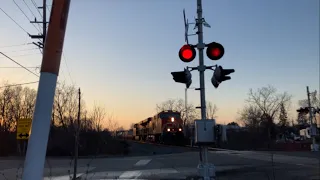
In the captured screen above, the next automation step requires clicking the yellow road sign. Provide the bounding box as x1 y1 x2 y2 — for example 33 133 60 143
17 118 32 140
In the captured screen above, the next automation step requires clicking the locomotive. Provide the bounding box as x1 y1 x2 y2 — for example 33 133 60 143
133 110 185 145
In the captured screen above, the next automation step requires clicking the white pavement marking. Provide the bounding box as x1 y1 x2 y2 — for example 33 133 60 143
134 159 152 166
43 173 83 180
87 168 179 179
117 159 151 179
119 170 142 179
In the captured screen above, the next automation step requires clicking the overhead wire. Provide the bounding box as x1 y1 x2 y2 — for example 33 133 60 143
0 52 39 77
12 0 41 32
23 0 39 19
0 53 41 58
62 52 75 85
2 47 38 53
1 0 75 89
0 66 39 69
30 0 42 18
0 43 32 48
22 0 43 31
0 7 29 34
0 81 39 89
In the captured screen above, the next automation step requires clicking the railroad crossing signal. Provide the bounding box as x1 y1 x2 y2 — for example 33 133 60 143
171 68 192 88
211 66 235 88
178 42 225 63
16 118 32 140
179 44 196 63
206 42 224 61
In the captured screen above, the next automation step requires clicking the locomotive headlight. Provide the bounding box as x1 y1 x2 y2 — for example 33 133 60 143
179 128 182 131
167 128 170 131
171 117 174 122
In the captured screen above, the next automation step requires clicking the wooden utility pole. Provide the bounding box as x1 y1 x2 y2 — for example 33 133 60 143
22 0 71 179
30 0 48 49
73 88 81 180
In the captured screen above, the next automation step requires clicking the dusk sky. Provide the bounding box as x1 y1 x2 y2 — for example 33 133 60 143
0 0 319 128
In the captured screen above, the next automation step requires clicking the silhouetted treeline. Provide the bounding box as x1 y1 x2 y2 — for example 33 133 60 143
0 81 128 156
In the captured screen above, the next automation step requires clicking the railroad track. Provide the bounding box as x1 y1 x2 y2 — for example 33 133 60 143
124 138 231 152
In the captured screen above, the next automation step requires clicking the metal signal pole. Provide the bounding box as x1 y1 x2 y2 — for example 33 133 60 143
307 86 317 151
195 0 212 179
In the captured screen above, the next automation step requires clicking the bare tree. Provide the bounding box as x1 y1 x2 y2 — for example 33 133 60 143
278 103 289 126
107 113 119 131
105 113 119 136
238 104 263 128
129 123 135 129
90 103 106 132
21 87 37 119
53 82 80 129
155 98 200 126
0 84 15 132
206 101 218 119
245 85 292 123
156 99 176 112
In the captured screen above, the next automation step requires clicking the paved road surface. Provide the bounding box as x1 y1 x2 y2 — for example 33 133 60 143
0 141 319 179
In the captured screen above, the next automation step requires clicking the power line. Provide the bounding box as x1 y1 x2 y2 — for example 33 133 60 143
62 52 75 85
0 81 39 89
12 0 41 32
23 0 42 31
0 66 39 69
0 7 29 34
0 52 39 77
2 47 38 53
30 0 42 18
0 43 32 48
0 53 41 58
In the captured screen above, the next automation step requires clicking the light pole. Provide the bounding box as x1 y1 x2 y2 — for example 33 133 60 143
185 87 197 146
185 87 196 125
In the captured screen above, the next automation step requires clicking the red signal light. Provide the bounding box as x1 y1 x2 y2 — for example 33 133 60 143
179 44 196 63
206 42 224 61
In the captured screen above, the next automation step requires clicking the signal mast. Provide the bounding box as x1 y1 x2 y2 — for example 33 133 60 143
170 1 235 179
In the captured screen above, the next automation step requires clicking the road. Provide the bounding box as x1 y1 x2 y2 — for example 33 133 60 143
0 141 319 179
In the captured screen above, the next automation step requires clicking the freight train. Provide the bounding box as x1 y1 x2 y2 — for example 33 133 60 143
119 110 185 145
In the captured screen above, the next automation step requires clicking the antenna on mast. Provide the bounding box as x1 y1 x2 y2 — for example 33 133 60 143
183 9 198 44
183 9 189 44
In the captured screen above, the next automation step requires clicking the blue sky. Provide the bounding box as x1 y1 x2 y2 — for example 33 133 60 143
0 0 319 128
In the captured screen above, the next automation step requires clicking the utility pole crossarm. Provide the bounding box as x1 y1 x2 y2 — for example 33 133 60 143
29 0 48 47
